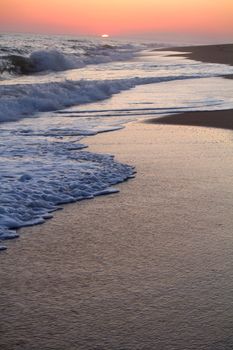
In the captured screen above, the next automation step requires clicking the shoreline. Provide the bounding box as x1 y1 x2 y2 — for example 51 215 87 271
147 109 233 130
152 43 233 129
1 44 233 349
162 43 233 67
1 118 233 349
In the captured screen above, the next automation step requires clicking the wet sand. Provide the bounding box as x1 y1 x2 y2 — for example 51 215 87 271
148 109 233 130
1 118 233 350
163 43 233 67
1 46 233 349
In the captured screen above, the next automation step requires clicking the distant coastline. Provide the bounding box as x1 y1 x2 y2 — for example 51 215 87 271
160 43 233 66
151 43 233 130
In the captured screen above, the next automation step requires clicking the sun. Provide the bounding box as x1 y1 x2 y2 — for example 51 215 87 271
101 34 109 38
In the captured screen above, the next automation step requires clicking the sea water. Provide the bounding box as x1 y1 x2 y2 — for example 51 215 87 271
0 33 233 250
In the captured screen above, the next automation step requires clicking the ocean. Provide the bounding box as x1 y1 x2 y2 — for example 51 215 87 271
0 33 233 250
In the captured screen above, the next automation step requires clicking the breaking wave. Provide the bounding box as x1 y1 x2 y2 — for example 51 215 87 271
0 45 139 76
0 74 204 123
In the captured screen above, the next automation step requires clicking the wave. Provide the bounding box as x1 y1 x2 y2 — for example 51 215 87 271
0 45 139 76
1 51 77 74
0 74 205 123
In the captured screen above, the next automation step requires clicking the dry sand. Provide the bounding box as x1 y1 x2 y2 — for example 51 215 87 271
1 45 233 350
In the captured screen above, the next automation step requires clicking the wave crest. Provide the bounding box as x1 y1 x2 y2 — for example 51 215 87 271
1 50 81 75
0 75 204 123
0 45 138 76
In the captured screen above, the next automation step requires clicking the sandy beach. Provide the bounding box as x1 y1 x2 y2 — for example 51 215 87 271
1 45 233 350
149 109 233 130
165 43 233 67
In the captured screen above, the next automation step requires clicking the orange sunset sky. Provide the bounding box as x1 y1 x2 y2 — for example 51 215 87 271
1 0 233 41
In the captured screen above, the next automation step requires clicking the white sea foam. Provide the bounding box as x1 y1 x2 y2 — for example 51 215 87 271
0 74 209 123
0 124 135 244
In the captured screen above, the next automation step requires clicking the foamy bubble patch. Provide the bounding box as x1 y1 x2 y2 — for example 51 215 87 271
0 143 135 248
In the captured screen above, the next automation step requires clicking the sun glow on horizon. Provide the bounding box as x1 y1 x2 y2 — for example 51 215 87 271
1 0 233 41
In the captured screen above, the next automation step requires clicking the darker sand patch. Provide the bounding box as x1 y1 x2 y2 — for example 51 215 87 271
158 43 233 68
147 109 233 130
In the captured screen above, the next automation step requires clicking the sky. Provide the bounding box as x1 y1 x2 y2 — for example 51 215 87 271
1 0 233 42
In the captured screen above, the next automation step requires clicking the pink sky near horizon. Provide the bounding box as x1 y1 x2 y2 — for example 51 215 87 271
1 0 233 39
